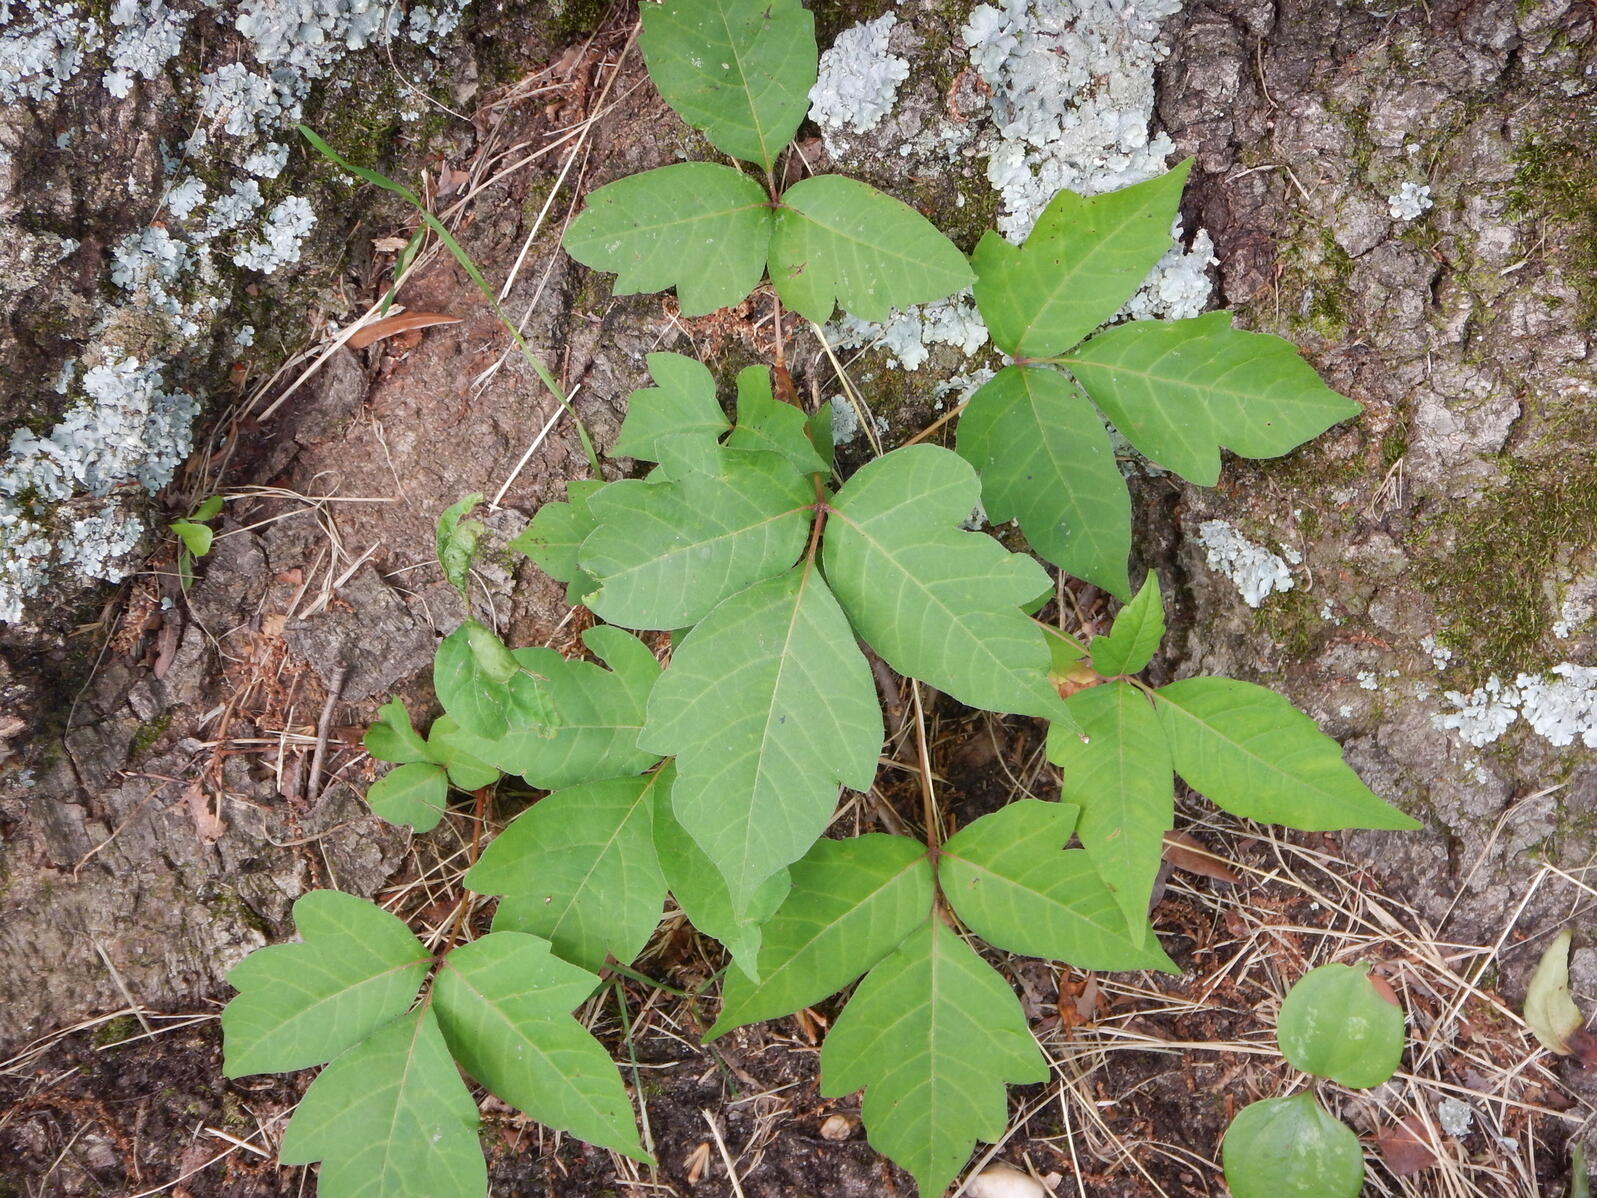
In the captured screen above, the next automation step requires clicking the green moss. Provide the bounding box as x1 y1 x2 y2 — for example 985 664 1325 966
129 713 171 760
1507 129 1597 321
1251 585 1320 658
1417 454 1597 680
92 1013 140 1047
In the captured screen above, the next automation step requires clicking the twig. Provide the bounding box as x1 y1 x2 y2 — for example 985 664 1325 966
306 664 348 804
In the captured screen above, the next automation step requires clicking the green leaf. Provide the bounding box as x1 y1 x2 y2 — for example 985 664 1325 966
612 352 732 479
467 621 520 685
726 365 828 475
819 921 1047 1197
190 494 224 521
1047 682 1172 944
1276 963 1405 1088
366 761 450 832
708 834 933 1038
638 0 816 172
1153 677 1420 830
434 931 648 1159
278 1007 485 1198
456 627 660 790
510 480 606 607
222 891 430 1077
1222 1093 1365 1198
434 622 511 739
642 565 882 908
468 773 668 973
955 365 1131 598
563 164 773 318
170 520 213 558
971 163 1190 357
436 493 484 597
1524 928 1585 1055
1090 572 1164 675
770 175 975 324
939 800 1176 971
426 715 503 791
580 447 813 630
365 697 432 765
806 402 835 473
653 799 789 981
1064 312 1361 486
822 444 1068 721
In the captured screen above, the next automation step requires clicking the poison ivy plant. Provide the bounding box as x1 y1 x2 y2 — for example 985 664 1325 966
224 1 1427 1194
565 0 971 323
171 493 223 591
223 892 647 1197
957 166 1358 598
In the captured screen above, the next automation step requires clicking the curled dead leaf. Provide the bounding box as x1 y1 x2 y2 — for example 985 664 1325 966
1161 830 1239 885
347 312 462 350
1525 929 1587 1056
683 1141 711 1186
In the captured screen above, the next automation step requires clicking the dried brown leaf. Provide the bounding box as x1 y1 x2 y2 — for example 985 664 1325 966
347 312 462 350
1161 830 1239 884
1374 1114 1438 1176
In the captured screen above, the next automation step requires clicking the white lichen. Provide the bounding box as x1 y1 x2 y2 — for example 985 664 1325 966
1387 181 1433 221
165 177 208 220
0 1 102 103
1356 670 1379 691
808 14 909 144
104 0 189 98
0 0 477 626
1516 664 1597 748
1196 519 1296 607
830 294 990 371
963 0 1184 238
1437 1097 1474 1138
1434 663 1597 749
233 195 316 272
1553 585 1594 639
1420 633 1453 670
1435 675 1522 748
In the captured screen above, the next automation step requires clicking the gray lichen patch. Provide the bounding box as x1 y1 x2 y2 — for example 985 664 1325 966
0 0 484 636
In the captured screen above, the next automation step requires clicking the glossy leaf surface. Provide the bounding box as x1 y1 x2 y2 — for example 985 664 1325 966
1222 1093 1365 1198
278 1007 485 1198
1276 963 1405 1088
468 773 668 973
971 164 1189 357
581 447 812 630
1048 681 1173 942
770 175 973 323
939 800 1175 971
1065 312 1360 486
639 0 816 171
434 931 647 1159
